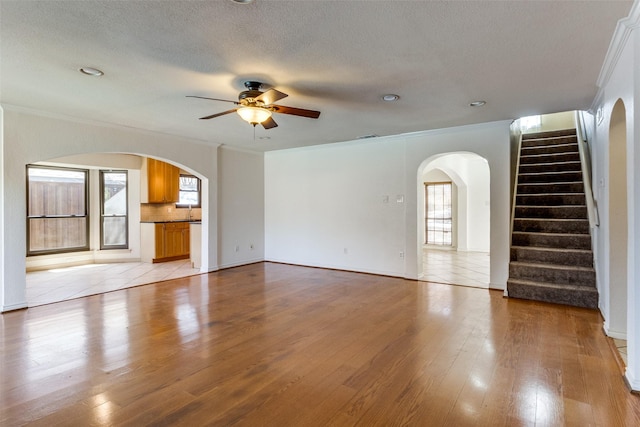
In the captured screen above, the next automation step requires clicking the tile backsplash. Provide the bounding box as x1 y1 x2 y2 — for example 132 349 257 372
140 203 202 222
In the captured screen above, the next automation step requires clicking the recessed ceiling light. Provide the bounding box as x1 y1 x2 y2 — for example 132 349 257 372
258 136 271 140
357 134 379 139
469 100 486 107
79 67 104 76
382 94 400 102
231 0 254 3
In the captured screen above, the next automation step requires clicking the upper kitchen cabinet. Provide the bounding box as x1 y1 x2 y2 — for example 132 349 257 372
141 158 180 203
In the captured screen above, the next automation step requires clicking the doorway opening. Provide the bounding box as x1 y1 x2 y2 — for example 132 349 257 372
417 152 490 288
607 98 628 363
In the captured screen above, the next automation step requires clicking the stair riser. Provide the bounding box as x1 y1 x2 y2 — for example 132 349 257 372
510 248 593 267
518 171 583 183
517 183 584 194
513 219 589 234
507 281 598 308
522 135 577 146
509 264 596 287
521 143 579 155
511 233 591 249
522 129 576 139
514 206 588 219
516 194 586 206
519 162 581 174
520 152 580 164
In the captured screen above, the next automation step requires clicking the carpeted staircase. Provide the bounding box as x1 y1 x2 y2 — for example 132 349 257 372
507 128 598 308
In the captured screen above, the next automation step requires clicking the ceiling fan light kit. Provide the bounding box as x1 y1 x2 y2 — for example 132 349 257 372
237 106 272 125
188 80 320 131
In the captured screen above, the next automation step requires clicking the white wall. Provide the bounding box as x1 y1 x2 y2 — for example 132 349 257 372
265 121 511 287
218 146 265 268
0 107 220 311
590 1 639 390
265 137 406 276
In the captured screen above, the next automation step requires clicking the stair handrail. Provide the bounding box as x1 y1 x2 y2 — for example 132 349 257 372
509 126 524 243
574 110 600 227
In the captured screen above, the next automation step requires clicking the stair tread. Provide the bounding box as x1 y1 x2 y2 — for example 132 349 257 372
519 171 582 176
512 231 589 239
510 261 595 272
507 278 597 291
510 246 592 253
518 181 583 185
514 218 588 222
516 206 587 209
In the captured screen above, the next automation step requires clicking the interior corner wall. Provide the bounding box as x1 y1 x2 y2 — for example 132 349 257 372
590 13 639 390
217 146 265 269
0 108 220 311
0 106 5 311
265 120 511 287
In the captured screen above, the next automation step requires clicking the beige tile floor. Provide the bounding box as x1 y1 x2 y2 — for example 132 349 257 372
26 260 202 307
613 338 628 365
419 248 490 288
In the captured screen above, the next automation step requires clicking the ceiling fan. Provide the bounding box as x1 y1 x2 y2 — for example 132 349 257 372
187 81 321 129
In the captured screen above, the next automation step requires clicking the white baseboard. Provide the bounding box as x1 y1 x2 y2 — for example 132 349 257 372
603 321 627 340
2 301 28 313
625 370 640 392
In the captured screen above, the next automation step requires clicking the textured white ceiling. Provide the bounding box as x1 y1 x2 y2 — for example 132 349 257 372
0 0 632 152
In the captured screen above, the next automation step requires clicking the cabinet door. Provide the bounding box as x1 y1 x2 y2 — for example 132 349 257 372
147 159 166 203
154 223 165 258
165 164 180 203
147 159 180 203
163 223 183 257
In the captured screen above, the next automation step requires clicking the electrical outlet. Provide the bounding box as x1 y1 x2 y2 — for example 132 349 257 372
235 245 240 252
250 243 254 250
399 251 404 258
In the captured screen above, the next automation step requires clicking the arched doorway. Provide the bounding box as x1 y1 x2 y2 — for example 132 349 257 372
607 99 628 340
24 152 208 306
417 152 491 288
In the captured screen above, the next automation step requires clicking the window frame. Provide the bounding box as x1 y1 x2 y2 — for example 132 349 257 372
176 174 201 208
100 170 129 250
425 181 453 247
26 164 90 256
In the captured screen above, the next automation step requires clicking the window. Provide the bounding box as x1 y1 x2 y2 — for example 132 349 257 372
100 170 128 249
425 182 452 246
27 165 89 255
520 115 541 132
177 174 200 207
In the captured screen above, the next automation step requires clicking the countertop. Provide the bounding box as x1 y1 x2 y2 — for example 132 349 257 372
141 220 202 224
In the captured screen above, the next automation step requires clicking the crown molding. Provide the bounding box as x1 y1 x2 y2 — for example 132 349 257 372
595 1 640 91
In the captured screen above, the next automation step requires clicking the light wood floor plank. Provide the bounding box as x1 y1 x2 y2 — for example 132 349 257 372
1 262 639 426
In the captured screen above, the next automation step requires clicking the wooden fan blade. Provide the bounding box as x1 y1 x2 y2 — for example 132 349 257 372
256 89 288 105
199 109 237 120
187 95 239 105
272 105 321 119
261 116 278 129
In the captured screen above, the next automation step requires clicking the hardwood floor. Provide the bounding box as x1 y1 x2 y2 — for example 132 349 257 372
2 262 639 426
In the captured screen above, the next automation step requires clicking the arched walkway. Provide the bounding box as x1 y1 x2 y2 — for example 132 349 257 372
607 99 628 341
416 152 490 288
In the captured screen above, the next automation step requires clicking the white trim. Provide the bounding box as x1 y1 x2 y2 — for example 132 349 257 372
217 258 264 270
2 302 28 313
625 370 640 392
604 321 628 340
592 1 640 110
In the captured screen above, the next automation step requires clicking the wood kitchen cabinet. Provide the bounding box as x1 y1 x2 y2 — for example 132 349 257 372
152 222 190 262
147 158 180 203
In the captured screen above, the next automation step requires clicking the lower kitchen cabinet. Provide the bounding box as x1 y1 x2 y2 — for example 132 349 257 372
141 222 190 263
